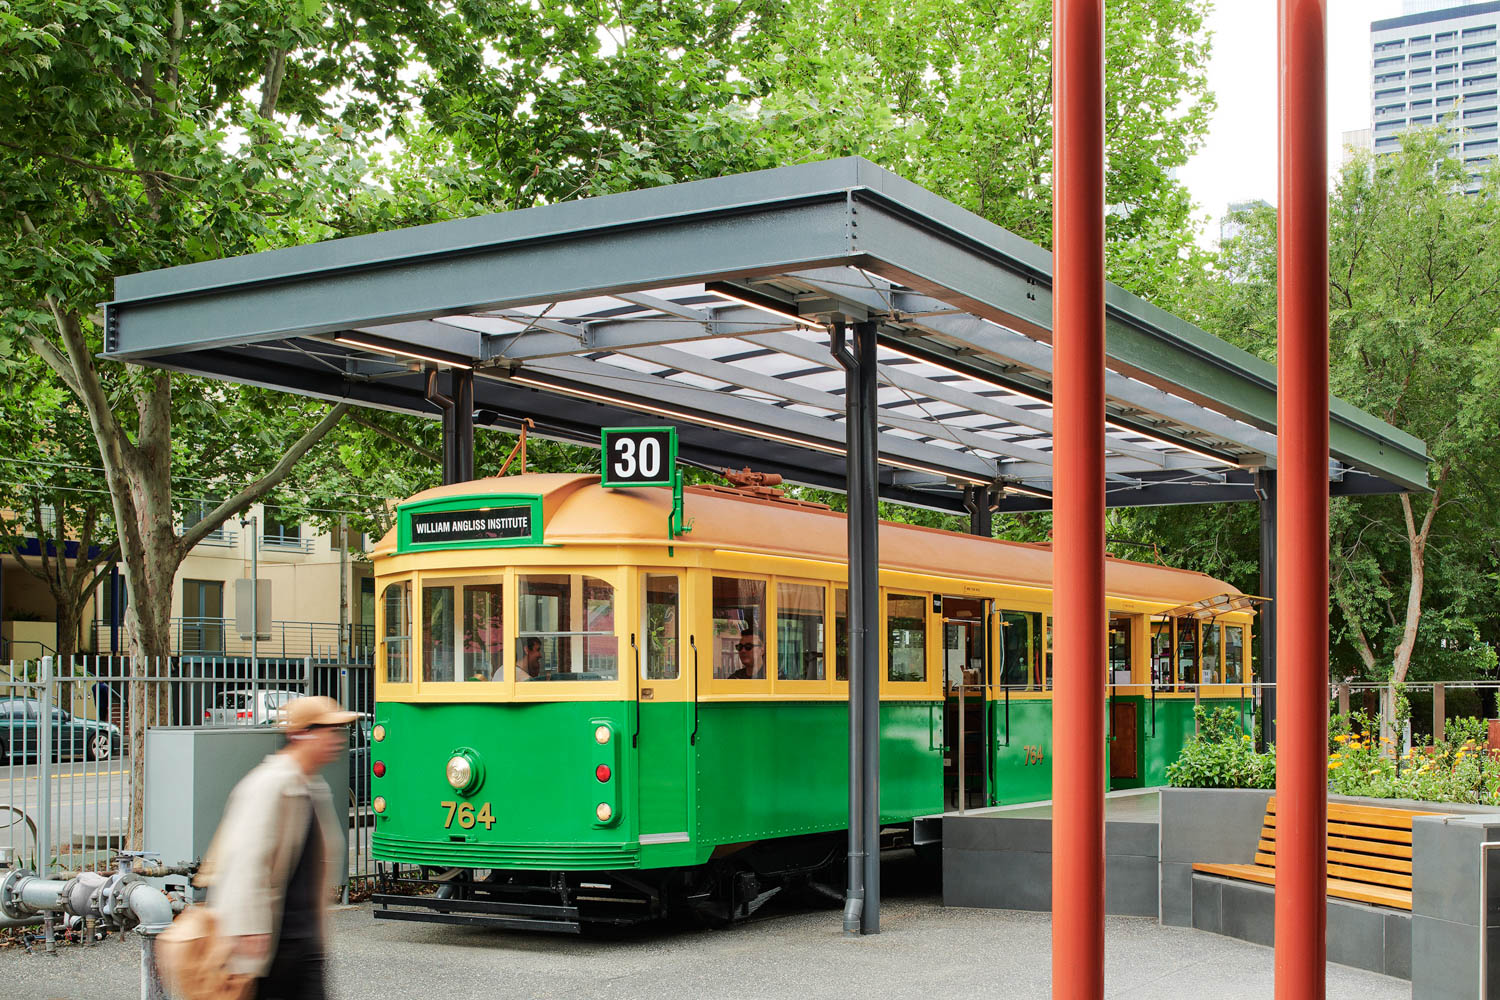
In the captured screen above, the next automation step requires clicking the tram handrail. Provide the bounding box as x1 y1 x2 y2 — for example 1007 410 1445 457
630 632 640 748
688 635 700 745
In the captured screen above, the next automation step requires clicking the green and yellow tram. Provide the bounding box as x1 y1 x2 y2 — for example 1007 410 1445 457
368 472 1255 930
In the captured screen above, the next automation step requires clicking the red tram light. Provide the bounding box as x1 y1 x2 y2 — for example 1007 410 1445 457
373 761 386 778
595 764 611 783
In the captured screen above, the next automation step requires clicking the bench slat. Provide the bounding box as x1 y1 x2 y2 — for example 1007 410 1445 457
1190 865 1415 911
1257 836 1413 865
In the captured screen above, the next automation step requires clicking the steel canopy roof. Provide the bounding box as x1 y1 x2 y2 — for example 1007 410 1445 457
103 157 1429 514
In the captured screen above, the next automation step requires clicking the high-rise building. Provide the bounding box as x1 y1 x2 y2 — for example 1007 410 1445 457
1370 1 1499 192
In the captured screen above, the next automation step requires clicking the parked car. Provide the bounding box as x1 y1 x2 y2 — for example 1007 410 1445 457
204 688 302 726
349 714 372 811
0 699 123 763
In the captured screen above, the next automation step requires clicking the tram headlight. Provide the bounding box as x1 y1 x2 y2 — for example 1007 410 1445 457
594 725 611 745
595 802 613 823
373 724 386 743
373 796 387 815
446 755 473 790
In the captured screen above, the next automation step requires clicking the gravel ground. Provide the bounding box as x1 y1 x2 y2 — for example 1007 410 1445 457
4 864 1410 1000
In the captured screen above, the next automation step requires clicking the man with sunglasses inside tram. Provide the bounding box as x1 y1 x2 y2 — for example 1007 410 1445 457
728 629 765 679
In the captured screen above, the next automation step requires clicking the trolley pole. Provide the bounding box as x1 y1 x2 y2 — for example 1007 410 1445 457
1274 2 1330 998
1051 0 1107 996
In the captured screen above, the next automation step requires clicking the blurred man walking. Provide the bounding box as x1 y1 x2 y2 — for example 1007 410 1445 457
199 695 354 1000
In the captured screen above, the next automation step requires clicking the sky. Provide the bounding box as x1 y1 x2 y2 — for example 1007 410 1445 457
1178 0 1405 234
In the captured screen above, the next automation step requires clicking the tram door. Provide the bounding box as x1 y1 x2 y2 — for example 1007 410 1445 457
941 597 990 810
636 573 692 844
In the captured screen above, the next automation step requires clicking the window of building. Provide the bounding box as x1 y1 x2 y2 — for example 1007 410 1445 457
1376 136 1400 148
1462 25 1497 40
1464 105 1498 118
1411 115 1434 124
1465 40 1497 55
181 579 224 653
712 576 766 679
1437 95 1458 107
1410 83 1433 94
1375 39 1404 52
1376 120 1405 132
1375 86 1406 100
1464 57 1498 71
1375 72 1407 84
1409 34 1431 45
1470 122 1499 137
382 581 410 683
886 594 927 683
1411 66 1433 79
776 582 825 681
998 610 1043 688
1438 63 1457 76
1437 46 1458 59
1411 98 1433 110
1224 626 1245 685
261 508 302 548
515 573 617 681
1435 31 1456 42
1466 72 1499 87
1374 54 1405 67
643 575 679 681
1438 78 1458 90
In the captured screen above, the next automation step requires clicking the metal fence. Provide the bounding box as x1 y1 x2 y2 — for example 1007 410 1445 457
0 654 375 886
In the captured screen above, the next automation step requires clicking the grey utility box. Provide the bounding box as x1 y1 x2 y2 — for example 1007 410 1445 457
145 727 349 894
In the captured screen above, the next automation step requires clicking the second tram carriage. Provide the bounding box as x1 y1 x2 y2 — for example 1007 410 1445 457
368 472 1256 930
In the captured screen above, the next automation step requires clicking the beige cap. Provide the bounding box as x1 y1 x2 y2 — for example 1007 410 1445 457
278 695 358 732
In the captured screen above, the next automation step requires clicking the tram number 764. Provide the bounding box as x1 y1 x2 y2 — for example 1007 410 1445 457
440 800 497 830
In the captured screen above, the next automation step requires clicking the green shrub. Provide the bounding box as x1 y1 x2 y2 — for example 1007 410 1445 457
1166 706 1275 789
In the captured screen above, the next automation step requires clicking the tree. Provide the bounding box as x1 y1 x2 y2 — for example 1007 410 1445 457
1186 132 1500 708
739 0 1216 302
0 356 118 662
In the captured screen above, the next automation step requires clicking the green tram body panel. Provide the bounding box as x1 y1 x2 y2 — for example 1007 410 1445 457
371 696 1245 870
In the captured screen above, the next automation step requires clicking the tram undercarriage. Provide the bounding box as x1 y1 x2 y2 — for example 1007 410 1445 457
371 828 916 933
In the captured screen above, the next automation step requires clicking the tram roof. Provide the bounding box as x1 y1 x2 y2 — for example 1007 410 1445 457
374 473 1248 609
103 157 1429 514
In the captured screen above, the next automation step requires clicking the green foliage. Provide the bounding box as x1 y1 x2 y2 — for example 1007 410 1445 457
1166 706 1275 789
1328 711 1500 805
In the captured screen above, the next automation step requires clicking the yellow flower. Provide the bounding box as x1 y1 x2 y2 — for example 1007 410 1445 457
1328 761 1343 769
1335 733 1350 743
1243 735 1252 742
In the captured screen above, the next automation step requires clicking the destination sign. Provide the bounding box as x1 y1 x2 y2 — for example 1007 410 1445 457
408 506 533 545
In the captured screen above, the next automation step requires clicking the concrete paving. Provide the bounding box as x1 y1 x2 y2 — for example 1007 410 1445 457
4 894 1410 1000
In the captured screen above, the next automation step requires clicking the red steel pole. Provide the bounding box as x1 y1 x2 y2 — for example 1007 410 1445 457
1051 0 1106 997
1275 2 1329 998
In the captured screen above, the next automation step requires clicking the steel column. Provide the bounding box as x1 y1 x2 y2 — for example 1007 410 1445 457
453 369 475 483
837 316 866 935
1051 0 1107 995
1257 469 1278 748
1275 2 1330 997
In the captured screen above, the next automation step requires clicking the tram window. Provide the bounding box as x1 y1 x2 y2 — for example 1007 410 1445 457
834 589 848 682
516 574 618 681
1177 622 1199 687
777 582 826 681
1045 617 1054 689
1201 624 1221 685
422 585 456 683
463 584 504 681
1224 625 1245 684
1150 618 1173 689
1108 616 1133 684
381 581 411 683
712 576 766 679
644 575 679 680
998 611 1040 688
887 594 927 683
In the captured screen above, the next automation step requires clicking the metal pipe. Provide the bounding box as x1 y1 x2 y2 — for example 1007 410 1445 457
1274 2 1330 997
854 319 881 936
1051 0 1107 995
38 655 53 877
1257 469 1278 748
426 369 457 484
832 317 865 936
453 369 475 483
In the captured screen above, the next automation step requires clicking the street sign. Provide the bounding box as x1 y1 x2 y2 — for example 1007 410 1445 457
600 426 677 488
234 578 272 640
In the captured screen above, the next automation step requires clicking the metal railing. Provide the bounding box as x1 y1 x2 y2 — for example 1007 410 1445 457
0 654 375 886
88 619 374 659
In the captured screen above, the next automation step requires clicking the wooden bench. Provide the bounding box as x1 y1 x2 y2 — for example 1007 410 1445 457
1192 797 1440 911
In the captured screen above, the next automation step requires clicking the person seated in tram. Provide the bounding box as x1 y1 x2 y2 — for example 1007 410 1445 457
728 630 765 680
516 637 543 681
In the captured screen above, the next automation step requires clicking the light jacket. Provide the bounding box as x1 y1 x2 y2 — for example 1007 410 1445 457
200 752 342 977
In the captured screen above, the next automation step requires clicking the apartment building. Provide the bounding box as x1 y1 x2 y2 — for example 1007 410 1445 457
1370 1 1500 192
2 502 374 661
